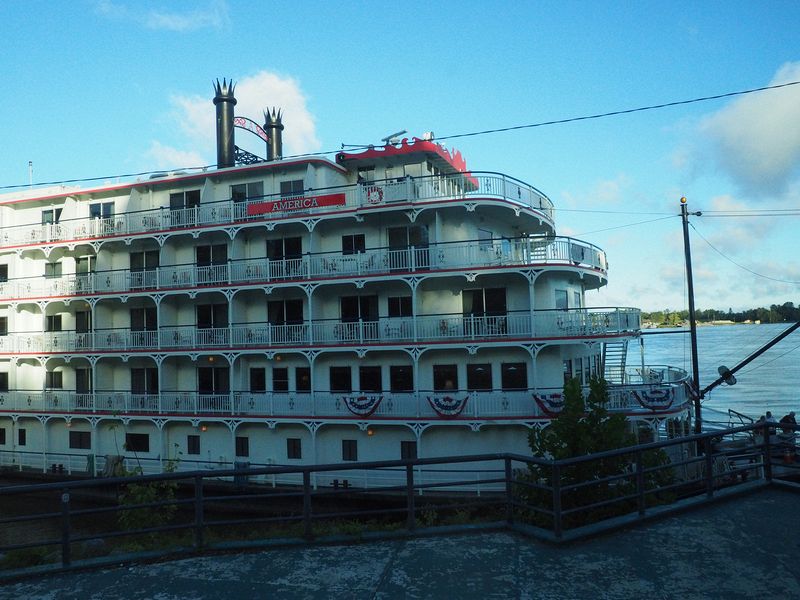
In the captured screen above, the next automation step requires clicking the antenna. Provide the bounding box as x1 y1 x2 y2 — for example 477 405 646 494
28 161 33 187
381 130 407 145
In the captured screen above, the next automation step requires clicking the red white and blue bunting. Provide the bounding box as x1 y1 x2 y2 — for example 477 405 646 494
341 395 383 417
532 393 565 417
427 395 469 418
632 388 674 410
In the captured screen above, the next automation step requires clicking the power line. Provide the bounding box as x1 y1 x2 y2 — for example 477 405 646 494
575 214 676 236
3 79 799 192
690 222 800 284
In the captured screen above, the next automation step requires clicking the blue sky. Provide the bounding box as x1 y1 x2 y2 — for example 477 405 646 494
2 0 799 312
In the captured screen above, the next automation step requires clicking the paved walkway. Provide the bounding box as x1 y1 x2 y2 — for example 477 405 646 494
2 487 799 599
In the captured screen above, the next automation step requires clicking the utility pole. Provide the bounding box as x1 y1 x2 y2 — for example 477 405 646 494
680 197 703 433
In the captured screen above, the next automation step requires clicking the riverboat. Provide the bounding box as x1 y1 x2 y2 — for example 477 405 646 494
0 80 692 482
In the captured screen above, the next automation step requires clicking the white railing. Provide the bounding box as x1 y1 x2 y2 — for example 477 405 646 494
0 236 606 301
1 308 640 354
0 376 690 419
0 172 554 250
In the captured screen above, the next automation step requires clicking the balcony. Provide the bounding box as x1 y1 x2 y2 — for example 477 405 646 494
0 371 690 420
0 172 554 250
0 236 607 301
1 308 640 355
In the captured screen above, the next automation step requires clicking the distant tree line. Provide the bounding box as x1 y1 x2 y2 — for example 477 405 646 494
642 302 800 326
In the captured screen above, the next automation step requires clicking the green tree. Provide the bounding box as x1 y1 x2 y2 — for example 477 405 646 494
522 377 673 528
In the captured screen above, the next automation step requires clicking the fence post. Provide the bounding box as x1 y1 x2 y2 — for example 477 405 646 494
762 424 773 482
505 456 514 525
635 449 645 516
406 463 416 531
552 463 562 539
193 475 204 550
303 470 313 540
704 437 715 498
60 488 72 568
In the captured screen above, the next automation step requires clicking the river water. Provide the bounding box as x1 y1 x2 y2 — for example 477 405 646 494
631 323 800 422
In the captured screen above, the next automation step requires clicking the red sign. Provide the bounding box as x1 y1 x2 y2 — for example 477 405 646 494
247 193 346 216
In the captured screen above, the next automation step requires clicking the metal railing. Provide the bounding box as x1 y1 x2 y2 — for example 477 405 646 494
0 172 554 250
0 422 796 578
0 235 606 302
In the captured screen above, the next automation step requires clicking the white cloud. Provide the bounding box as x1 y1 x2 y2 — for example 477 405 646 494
96 0 230 32
700 62 800 194
146 141 206 170
166 71 321 161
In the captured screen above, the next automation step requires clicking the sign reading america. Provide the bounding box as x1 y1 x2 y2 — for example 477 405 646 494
247 192 346 216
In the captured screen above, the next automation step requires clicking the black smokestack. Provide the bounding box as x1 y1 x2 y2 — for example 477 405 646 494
264 108 283 161
213 79 236 168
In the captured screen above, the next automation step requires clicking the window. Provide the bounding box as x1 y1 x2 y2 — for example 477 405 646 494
46 315 62 332
130 307 157 331
0 428 5 445
90 202 114 219
75 310 92 334
279 179 304 198
390 366 413 392
249 368 266 393
388 296 412 318
359 366 382 392
463 288 507 317
340 295 378 322
357 166 375 183
198 367 229 394
573 291 582 309
18 428 26 446
75 368 92 394
388 225 429 270
296 367 311 392
131 368 158 395
555 289 568 310
187 434 200 455
235 436 249 457
466 364 492 391
266 237 302 261
478 228 493 249
273 367 289 392
231 181 264 202
342 439 358 461
0 372 8 391
69 430 91 450
197 303 228 328
433 365 458 391
342 234 365 255
563 359 573 384
0 264 8 282
330 366 352 392
287 438 302 460
125 433 149 453
0 317 7 336
196 244 228 266
169 190 200 210
501 363 528 390
401 441 417 460
130 250 159 271
267 299 303 325
45 371 63 389
42 208 62 225
44 262 62 279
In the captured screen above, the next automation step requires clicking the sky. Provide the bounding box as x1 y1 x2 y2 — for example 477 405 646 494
1 0 799 313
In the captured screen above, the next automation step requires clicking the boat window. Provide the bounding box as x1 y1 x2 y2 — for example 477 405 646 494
342 439 358 461
433 364 458 391
401 440 417 460
330 366 352 392
287 438 302 459
187 435 200 455
359 366 382 392
231 181 264 202
342 234 366 255
296 367 311 392
555 289 568 310
390 366 413 392
235 436 249 457
388 296 412 318
125 433 149 453
249 368 266 392
280 179 304 198
501 363 528 390
273 367 289 392
467 364 493 391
